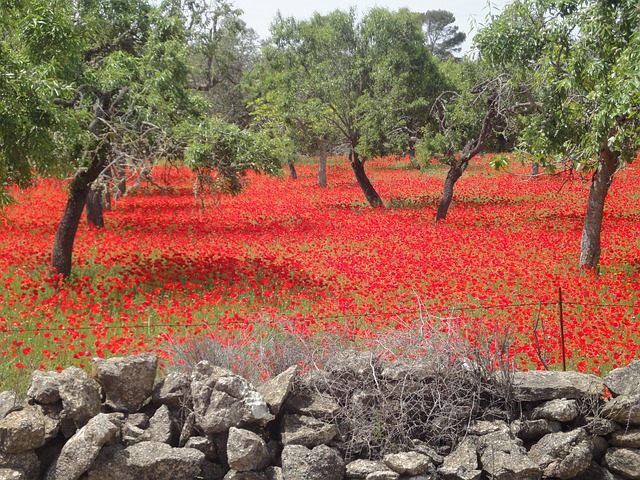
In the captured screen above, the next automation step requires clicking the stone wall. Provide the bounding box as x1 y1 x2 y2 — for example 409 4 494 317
1 352 640 480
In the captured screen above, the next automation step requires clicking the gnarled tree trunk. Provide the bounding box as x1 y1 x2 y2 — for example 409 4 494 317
318 139 328 188
86 184 105 228
288 160 297 180
351 151 383 207
579 145 619 269
51 156 104 277
436 159 469 221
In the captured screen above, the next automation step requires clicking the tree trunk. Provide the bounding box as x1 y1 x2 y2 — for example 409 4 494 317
351 152 384 207
86 184 105 228
579 146 619 269
531 161 539 176
318 141 328 188
288 160 297 180
407 136 420 170
436 159 467 221
51 158 104 278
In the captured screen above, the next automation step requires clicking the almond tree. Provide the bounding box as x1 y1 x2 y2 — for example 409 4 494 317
476 0 640 269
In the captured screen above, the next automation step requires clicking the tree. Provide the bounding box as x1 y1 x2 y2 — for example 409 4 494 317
257 8 444 207
3 0 280 279
476 0 640 269
417 10 467 59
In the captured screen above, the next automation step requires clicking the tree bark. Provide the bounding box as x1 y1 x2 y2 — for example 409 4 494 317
318 140 328 188
351 151 384 207
51 157 104 277
407 136 420 169
86 184 105 228
579 145 619 269
288 160 297 180
531 161 539 176
436 159 468 221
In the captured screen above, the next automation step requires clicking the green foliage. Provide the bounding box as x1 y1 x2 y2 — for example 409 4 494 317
476 0 640 169
250 7 445 160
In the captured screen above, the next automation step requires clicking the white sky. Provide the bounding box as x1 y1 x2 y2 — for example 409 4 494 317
233 0 509 54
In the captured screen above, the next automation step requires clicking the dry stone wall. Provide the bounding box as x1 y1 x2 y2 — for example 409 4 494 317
1 353 640 480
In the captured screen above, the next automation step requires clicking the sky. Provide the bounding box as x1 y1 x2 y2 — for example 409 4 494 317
232 0 509 54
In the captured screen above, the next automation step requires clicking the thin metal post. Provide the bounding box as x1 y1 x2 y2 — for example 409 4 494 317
558 287 566 371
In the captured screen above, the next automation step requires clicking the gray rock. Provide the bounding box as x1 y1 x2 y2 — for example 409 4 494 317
0 450 39 480
605 448 640 480
467 420 508 436
0 405 47 454
257 365 298 415
87 441 205 480
528 428 593 479
609 429 640 448
384 452 431 476
92 353 157 413
191 362 273 434
605 361 640 396
280 414 337 447
265 466 283 480
127 413 149 429
602 394 640 426
287 391 340 418
531 398 579 422
153 372 191 409
227 427 270 472
476 429 541 480
346 459 388 479
325 350 377 381
512 371 603 401
438 437 481 480
380 358 435 382
366 471 400 480
178 411 195 447
281 444 345 480
223 470 266 480
585 416 620 436
58 367 102 435
574 462 624 480
140 404 172 443
27 371 61 405
184 436 217 461
44 413 119 480
0 392 22 420
410 440 444 465
511 419 561 442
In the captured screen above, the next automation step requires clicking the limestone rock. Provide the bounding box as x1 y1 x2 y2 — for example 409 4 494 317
92 353 157 413
257 365 298 415
346 459 388 479
153 372 191 409
325 350 377 381
280 414 337 447
384 451 431 476
605 361 640 397
476 428 541 480
531 398 579 423
265 466 283 480
602 394 640 426
87 441 205 480
438 437 481 480
27 371 61 405
511 419 561 442
184 436 217 461
605 448 640 480
0 392 22 420
609 429 640 448
223 470 266 480
366 471 400 480
281 444 345 480
140 404 173 444
0 405 47 454
0 450 39 480
585 416 620 436
45 413 120 480
528 428 593 479
227 427 270 472
286 391 340 418
512 371 603 401
380 358 435 382
191 362 273 434
58 367 102 435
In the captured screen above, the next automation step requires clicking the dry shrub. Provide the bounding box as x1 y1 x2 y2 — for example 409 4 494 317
164 310 517 460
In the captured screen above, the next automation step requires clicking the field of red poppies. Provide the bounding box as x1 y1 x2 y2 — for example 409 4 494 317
1 157 639 388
